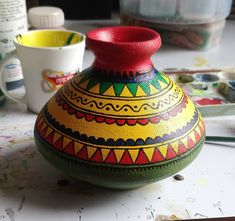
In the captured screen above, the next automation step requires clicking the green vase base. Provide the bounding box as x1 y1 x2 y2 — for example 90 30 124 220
35 134 205 190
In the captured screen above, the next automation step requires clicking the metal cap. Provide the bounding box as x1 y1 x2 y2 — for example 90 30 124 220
28 6 65 28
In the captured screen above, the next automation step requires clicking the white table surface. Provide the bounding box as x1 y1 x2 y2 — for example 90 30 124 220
0 19 235 221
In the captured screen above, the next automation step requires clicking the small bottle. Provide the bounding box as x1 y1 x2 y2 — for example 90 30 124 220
28 6 65 30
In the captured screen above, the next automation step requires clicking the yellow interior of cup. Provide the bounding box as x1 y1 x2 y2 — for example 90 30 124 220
15 30 83 47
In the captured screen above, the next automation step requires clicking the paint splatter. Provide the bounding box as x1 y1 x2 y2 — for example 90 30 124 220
5 208 15 221
196 177 208 186
194 212 207 218
18 195 26 211
76 208 84 221
194 56 208 67
185 209 190 217
213 201 224 215
155 214 181 221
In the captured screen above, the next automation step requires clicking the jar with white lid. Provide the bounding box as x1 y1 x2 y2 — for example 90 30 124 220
28 6 65 29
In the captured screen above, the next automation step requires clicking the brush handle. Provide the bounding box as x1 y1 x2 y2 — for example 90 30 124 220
174 217 235 221
206 136 235 143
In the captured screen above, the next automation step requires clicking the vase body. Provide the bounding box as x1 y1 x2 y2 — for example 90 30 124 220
34 26 205 189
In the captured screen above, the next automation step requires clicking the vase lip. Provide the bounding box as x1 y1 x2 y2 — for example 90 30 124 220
86 26 161 47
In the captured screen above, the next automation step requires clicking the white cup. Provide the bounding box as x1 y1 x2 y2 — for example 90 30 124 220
0 29 86 113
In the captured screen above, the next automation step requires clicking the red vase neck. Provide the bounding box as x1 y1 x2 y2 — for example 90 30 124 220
86 26 161 75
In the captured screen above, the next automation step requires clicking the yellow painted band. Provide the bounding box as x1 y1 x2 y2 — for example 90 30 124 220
46 95 197 142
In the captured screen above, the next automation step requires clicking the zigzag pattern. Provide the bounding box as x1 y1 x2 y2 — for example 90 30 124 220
61 86 179 112
62 84 180 112
35 113 205 165
74 68 169 97
55 93 189 126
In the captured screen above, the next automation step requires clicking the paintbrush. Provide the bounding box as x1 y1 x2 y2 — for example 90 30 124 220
63 33 76 46
161 67 235 75
205 136 235 143
172 217 235 221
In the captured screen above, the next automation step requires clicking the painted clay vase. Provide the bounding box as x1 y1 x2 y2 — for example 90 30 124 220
34 26 205 189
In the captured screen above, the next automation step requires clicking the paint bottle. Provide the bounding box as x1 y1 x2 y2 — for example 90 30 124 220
0 0 28 104
28 6 65 30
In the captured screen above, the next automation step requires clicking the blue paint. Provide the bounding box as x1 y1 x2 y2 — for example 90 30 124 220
228 81 235 90
194 73 219 82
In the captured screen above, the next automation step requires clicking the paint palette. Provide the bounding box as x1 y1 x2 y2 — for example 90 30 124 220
164 69 235 117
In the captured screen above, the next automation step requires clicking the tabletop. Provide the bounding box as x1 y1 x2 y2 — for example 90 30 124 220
0 19 235 221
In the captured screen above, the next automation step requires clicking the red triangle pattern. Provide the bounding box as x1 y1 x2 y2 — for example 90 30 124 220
151 148 164 163
76 146 88 160
187 136 195 149
90 149 103 162
36 116 205 165
194 131 201 143
37 119 44 131
104 149 117 164
45 132 54 144
178 141 187 155
41 126 48 138
199 124 204 136
135 149 149 164
166 144 177 160
64 141 74 155
53 136 64 151
120 150 133 165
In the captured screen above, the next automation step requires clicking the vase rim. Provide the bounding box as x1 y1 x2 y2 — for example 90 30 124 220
86 26 161 46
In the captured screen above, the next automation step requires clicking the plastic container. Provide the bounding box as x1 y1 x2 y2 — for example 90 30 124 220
121 14 226 50
120 0 232 24
28 6 65 29
120 0 232 50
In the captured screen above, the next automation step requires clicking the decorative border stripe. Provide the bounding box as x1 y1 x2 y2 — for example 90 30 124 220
35 115 205 166
76 67 159 84
54 92 189 126
72 69 170 98
41 106 199 146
